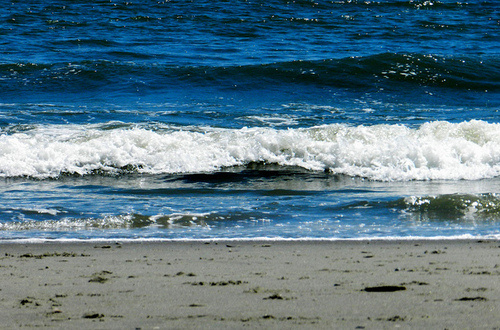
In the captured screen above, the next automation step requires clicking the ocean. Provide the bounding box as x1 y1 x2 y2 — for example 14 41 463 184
0 0 499 241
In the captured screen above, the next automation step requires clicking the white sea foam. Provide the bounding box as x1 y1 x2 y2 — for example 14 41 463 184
0 215 136 231
2 234 500 244
1 120 500 181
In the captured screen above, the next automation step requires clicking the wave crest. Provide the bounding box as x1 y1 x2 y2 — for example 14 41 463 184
1 120 500 181
400 193 500 221
1 53 497 93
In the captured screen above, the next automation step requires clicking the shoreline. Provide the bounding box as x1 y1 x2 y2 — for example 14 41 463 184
1 239 499 328
1 235 499 244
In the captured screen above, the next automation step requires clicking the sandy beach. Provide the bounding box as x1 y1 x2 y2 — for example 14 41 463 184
0 239 499 329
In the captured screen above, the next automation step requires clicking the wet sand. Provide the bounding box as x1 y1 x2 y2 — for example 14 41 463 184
0 240 499 329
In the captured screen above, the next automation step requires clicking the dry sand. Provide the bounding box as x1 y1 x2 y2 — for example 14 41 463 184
0 240 499 329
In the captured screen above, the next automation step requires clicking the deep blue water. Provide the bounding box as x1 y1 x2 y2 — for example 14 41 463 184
0 0 499 240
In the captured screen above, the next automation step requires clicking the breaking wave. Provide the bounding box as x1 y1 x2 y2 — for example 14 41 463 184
1 120 500 181
398 193 500 221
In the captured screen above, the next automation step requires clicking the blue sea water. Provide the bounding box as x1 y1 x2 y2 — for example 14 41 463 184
0 0 499 241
